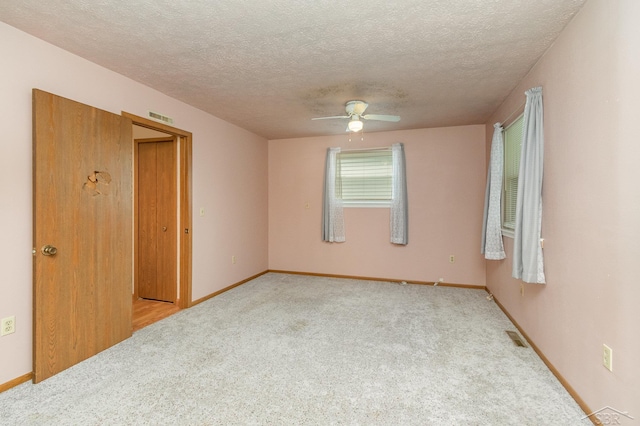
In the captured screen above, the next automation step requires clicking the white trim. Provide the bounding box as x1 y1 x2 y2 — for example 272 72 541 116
502 228 515 239
341 146 391 153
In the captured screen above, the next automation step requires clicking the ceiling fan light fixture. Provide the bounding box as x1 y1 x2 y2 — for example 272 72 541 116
348 117 363 132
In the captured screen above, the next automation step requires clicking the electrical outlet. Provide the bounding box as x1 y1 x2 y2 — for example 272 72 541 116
199 207 205 216
449 255 455 263
1 316 15 336
603 344 613 371
232 255 236 264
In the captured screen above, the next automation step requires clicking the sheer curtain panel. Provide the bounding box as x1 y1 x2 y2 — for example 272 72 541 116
390 143 408 245
322 147 345 242
512 87 546 283
481 123 506 259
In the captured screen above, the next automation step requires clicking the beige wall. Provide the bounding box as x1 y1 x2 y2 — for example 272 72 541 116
269 125 487 286
0 22 269 385
485 0 640 416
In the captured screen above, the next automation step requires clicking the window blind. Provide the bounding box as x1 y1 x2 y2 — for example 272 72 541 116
336 149 392 201
503 115 523 230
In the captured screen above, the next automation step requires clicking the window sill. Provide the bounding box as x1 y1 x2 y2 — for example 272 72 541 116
343 201 391 208
502 228 515 239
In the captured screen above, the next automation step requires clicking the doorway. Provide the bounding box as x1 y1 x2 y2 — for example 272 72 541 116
135 135 177 303
125 112 193 326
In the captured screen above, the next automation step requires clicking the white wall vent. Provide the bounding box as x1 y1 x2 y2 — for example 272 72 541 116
147 111 174 125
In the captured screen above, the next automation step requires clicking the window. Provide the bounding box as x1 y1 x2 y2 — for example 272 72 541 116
503 114 524 233
336 149 392 206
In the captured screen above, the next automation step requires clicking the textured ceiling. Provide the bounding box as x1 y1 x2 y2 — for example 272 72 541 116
0 0 586 139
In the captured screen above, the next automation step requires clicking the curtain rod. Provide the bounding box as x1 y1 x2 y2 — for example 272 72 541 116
499 100 526 126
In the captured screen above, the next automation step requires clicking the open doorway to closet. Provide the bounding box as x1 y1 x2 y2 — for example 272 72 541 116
125 112 192 331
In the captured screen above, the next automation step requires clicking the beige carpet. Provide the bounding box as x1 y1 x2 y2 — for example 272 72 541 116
0 273 589 425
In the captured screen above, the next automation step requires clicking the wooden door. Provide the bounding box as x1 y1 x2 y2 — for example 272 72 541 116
136 138 177 302
32 90 133 383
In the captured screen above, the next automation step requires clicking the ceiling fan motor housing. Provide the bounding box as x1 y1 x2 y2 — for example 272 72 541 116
345 100 368 116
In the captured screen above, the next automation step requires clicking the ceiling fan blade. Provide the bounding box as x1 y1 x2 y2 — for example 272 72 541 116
362 114 401 122
311 115 350 120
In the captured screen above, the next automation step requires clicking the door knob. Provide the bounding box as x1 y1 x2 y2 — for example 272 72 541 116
162 226 167 232
41 245 58 256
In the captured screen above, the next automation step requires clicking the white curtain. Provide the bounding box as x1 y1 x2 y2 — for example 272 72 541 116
513 87 546 283
481 123 506 259
321 147 345 242
390 143 408 245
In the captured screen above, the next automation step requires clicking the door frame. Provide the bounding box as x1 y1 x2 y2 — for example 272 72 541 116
124 112 192 309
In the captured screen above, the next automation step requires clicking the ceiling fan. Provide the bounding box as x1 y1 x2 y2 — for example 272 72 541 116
312 100 400 132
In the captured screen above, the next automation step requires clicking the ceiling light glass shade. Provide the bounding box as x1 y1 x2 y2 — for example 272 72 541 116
348 118 363 132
